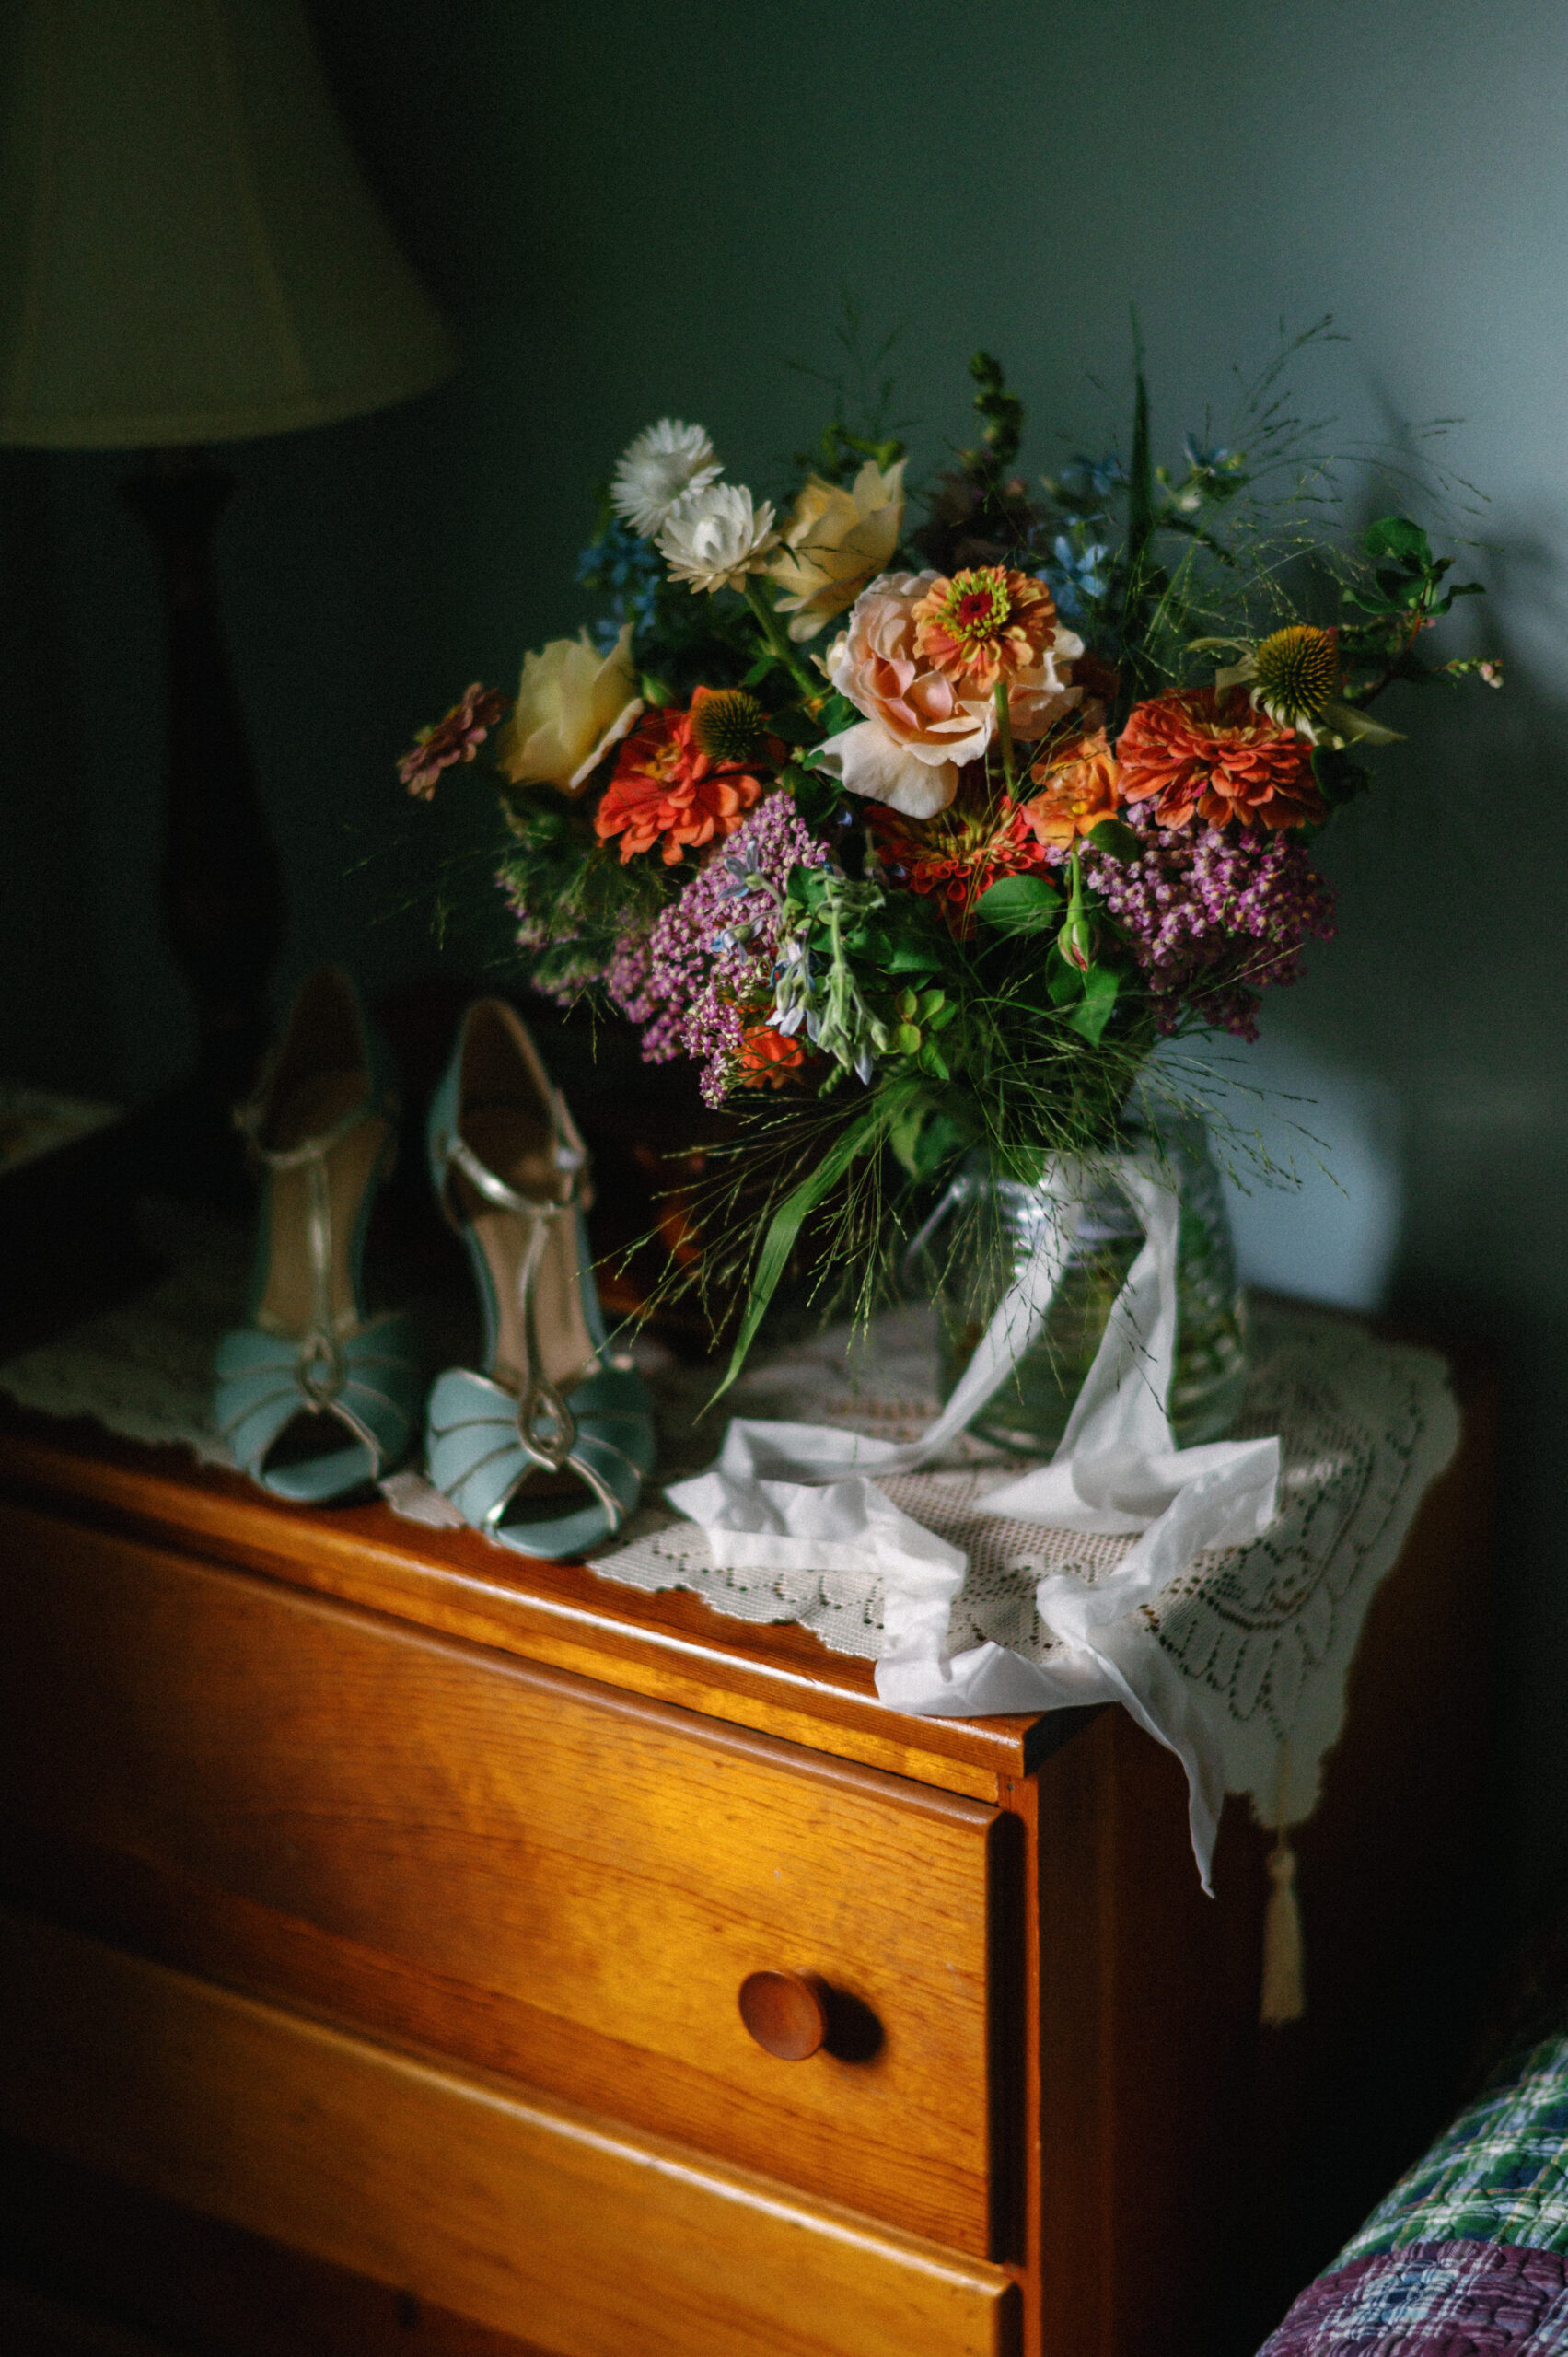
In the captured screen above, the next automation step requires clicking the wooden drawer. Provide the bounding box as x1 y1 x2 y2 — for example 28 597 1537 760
0 1505 1013 2257
0 1908 1019 2357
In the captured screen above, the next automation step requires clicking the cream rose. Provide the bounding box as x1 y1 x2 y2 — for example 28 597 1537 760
815 571 1085 817
1002 621 1084 740
768 459 906 641
494 623 644 795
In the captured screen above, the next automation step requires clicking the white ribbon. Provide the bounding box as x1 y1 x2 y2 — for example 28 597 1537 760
665 1152 1280 1887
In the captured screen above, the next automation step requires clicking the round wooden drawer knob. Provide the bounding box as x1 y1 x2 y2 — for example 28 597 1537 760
738 1969 829 2061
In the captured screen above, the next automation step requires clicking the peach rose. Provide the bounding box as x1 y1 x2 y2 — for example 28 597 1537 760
817 571 1084 819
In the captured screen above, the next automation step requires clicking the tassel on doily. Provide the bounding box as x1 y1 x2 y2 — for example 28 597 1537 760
1260 1832 1305 2024
1260 1740 1305 2026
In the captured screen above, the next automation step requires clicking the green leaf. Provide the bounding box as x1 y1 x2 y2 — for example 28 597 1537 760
893 1023 922 1055
1341 586 1398 618
895 986 919 1021
1364 516 1431 566
889 1102 970 1180
742 654 779 688
916 989 946 1020
1047 959 1084 1005
1311 747 1371 807
917 1039 949 1080
785 768 843 830
1318 699 1403 748
817 692 860 735
709 1109 886 1404
888 1102 926 1177
769 712 823 748
884 936 943 972
975 874 1063 935
787 865 830 910
1067 964 1121 1045
1086 819 1142 862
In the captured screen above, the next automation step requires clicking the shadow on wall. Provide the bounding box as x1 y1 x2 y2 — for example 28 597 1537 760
1189 497 1568 1340
1214 1043 1404 1313
1199 527 1568 1922
0 456 132 1090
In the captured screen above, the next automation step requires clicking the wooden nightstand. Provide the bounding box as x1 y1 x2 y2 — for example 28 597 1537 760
0 1344 1493 2357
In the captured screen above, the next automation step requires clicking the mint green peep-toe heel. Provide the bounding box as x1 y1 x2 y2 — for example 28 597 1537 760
424 999 655 1558
214 968 423 1502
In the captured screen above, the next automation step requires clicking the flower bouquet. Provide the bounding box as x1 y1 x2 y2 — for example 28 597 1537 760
401 343 1496 1415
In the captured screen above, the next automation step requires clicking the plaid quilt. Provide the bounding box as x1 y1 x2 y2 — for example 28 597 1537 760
1260 2034 1568 2353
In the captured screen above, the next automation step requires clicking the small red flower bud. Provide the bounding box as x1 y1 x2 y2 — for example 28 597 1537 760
1059 909 1097 971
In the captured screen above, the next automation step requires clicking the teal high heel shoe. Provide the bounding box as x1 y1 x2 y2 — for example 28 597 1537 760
424 999 655 1558
213 969 423 1502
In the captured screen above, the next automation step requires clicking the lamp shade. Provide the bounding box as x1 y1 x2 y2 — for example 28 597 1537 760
0 0 457 448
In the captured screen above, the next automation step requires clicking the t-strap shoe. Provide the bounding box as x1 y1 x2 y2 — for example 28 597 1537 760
424 998 655 1558
213 968 423 1502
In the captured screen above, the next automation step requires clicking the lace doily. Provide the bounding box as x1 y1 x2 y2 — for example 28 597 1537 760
589 1299 1459 1828
0 1199 248 1466
0 1203 1459 1830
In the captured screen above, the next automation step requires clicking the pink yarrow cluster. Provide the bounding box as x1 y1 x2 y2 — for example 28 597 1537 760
1074 814 1336 1039
607 791 828 1103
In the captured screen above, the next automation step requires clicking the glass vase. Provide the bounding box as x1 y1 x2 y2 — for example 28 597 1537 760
907 1114 1248 1457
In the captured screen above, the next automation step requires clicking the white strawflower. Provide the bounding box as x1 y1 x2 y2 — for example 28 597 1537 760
656 482 780 595
610 419 722 539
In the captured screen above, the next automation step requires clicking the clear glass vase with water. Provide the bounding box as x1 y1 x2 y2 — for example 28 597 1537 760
906 1113 1248 1457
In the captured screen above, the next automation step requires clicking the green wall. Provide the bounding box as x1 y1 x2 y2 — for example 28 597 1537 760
4 1 1561 1905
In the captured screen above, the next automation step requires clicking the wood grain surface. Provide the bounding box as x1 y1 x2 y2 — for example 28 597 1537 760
3 2139 563 2357
0 1909 1021 2357
1026 1341 1500 2357
0 2278 177 2357
0 1411 1059 1799
0 1507 1008 2254
0 1326 1497 2357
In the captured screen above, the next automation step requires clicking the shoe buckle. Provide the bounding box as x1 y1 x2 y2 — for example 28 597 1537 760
517 1377 576 1470
298 1331 346 1404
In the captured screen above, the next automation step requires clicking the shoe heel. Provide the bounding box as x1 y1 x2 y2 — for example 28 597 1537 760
213 969 424 1503
424 998 655 1559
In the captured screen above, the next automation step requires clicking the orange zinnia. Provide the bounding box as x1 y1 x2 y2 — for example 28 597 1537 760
595 688 767 865
911 566 1058 694
868 795 1049 936
1116 687 1323 831
733 1021 807 1089
1023 728 1121 848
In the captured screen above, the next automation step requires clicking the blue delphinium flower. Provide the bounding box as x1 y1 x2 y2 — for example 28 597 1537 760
1040 533 1111 625
576 514 664 646
1182 435 1236 475
1172 436 1248 509
1047 452 1127 515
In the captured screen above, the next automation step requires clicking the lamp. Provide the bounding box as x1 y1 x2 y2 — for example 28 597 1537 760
0 0 457 1183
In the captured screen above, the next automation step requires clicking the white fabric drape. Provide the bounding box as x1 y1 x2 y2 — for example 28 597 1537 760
666 1155 1279 1887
